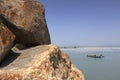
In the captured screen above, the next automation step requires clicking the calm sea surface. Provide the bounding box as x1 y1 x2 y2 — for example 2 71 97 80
62 47 120 80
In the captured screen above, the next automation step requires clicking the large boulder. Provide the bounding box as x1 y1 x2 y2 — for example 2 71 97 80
0 20 15 63
0 45 84 80
0 0 51 46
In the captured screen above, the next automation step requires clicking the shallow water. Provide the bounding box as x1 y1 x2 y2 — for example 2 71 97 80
62 47 120 80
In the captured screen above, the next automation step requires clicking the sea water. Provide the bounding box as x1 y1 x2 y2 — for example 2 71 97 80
62 47 120 80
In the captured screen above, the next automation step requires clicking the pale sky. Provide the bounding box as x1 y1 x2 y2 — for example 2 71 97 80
39 0 120 46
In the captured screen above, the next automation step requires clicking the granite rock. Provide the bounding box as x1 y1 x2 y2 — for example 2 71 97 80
0 20 15 63
0 0 51 46
0 1 85 80
0 45 85 80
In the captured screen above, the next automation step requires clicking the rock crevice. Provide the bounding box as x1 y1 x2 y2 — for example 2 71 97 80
0 0 51 63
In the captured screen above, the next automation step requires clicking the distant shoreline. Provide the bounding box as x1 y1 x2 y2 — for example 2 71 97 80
60 46 120 49
60 46 79 49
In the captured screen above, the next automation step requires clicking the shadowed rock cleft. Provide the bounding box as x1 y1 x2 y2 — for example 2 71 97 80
0 0 51 63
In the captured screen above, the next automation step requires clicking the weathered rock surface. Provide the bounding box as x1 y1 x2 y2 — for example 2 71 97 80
0 45 84 80
0 0 85 80
0 20 15 63
0 0 51 46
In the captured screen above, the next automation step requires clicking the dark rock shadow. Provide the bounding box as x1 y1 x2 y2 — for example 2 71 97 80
14 44 28 50
14 43 39 50
0 50 21 68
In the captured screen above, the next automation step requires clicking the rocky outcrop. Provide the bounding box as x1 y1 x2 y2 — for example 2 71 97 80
0 45 84 80
0 0 85 80
0 0 51 46
0 20 15 63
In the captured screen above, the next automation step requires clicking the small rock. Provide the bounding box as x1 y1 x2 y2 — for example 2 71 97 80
0 20 15 63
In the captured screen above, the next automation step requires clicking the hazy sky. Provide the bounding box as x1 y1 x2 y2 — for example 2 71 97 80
39 0 120 46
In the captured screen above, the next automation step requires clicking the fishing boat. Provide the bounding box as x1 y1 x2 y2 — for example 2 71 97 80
87 54 104 58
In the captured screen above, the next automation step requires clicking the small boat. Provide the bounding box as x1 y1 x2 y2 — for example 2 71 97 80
87 54 104 58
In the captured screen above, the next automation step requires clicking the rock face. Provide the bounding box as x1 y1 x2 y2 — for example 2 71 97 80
0 0 51 46
0 20 15 63
0 0 85 80
0 45 84 80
